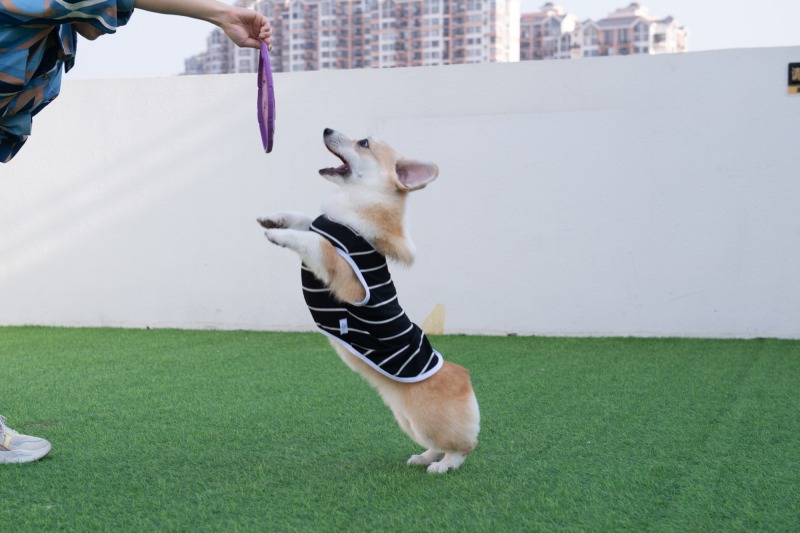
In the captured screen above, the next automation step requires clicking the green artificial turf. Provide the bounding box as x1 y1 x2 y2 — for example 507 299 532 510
1 327 798 531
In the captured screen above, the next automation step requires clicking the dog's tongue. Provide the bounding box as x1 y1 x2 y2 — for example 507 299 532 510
320 164 350 176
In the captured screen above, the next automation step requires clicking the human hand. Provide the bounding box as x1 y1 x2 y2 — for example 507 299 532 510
220 6 271 50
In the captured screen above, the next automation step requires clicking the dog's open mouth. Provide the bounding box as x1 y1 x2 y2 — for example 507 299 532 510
320 147 351 177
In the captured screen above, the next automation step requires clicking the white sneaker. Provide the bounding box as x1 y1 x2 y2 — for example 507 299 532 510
0 415 52 464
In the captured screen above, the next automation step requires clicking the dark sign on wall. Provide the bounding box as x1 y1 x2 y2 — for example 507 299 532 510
790 63 800 94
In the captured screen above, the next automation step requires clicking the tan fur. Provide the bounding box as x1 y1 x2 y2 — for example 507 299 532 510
260 129 480 473
321 240 367 303
359 204 414 265
331 342 479 454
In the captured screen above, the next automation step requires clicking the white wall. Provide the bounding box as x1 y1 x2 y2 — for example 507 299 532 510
2 47 799 338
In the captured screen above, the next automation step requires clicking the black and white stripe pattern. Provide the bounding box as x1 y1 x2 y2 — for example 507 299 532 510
301 215 443 383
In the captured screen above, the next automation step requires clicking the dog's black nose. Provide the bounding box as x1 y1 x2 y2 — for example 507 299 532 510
323 128 333 137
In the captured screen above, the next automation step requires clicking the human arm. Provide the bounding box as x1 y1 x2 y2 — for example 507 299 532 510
133 0 271 49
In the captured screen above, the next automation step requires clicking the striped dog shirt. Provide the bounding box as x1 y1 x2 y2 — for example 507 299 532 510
302 215 443 383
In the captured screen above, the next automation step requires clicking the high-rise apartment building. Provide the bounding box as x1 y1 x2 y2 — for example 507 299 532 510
184 28 241 74
185 0 520 74
521 2 688 61
519 3 576 60
184 1 687 75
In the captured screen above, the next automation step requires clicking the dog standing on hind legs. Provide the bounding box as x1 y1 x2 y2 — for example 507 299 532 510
258 128 480 473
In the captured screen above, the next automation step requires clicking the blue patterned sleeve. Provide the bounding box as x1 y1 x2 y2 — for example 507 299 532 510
0 0 135 34
0 0 136 162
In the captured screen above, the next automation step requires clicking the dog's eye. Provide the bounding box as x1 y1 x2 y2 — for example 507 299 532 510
357 139 370 149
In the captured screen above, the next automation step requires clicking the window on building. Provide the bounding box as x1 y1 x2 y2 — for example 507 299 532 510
634 21 649 42
425 0 441 14
582 27 596 46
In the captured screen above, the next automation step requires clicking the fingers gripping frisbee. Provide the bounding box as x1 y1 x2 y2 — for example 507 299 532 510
257 42 275 153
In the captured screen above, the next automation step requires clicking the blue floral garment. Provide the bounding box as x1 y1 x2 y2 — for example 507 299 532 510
0 0 135 162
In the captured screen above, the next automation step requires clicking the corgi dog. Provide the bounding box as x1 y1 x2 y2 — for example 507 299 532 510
258 128 480 473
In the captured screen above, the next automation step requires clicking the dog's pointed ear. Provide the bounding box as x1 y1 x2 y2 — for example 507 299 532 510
395 159 439 191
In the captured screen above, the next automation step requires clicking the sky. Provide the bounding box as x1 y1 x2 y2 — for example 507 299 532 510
67 0 800 80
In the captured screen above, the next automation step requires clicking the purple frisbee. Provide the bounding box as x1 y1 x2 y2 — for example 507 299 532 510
257 41 275 153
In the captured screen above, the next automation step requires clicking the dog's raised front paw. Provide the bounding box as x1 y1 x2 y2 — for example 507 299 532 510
257 215 287 229
264 228 289 247
258 212 312 231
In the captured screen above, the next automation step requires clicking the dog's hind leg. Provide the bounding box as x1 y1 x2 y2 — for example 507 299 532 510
427 452 468 474
407 449 445 467
396 416 448 467
399 362 480 473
